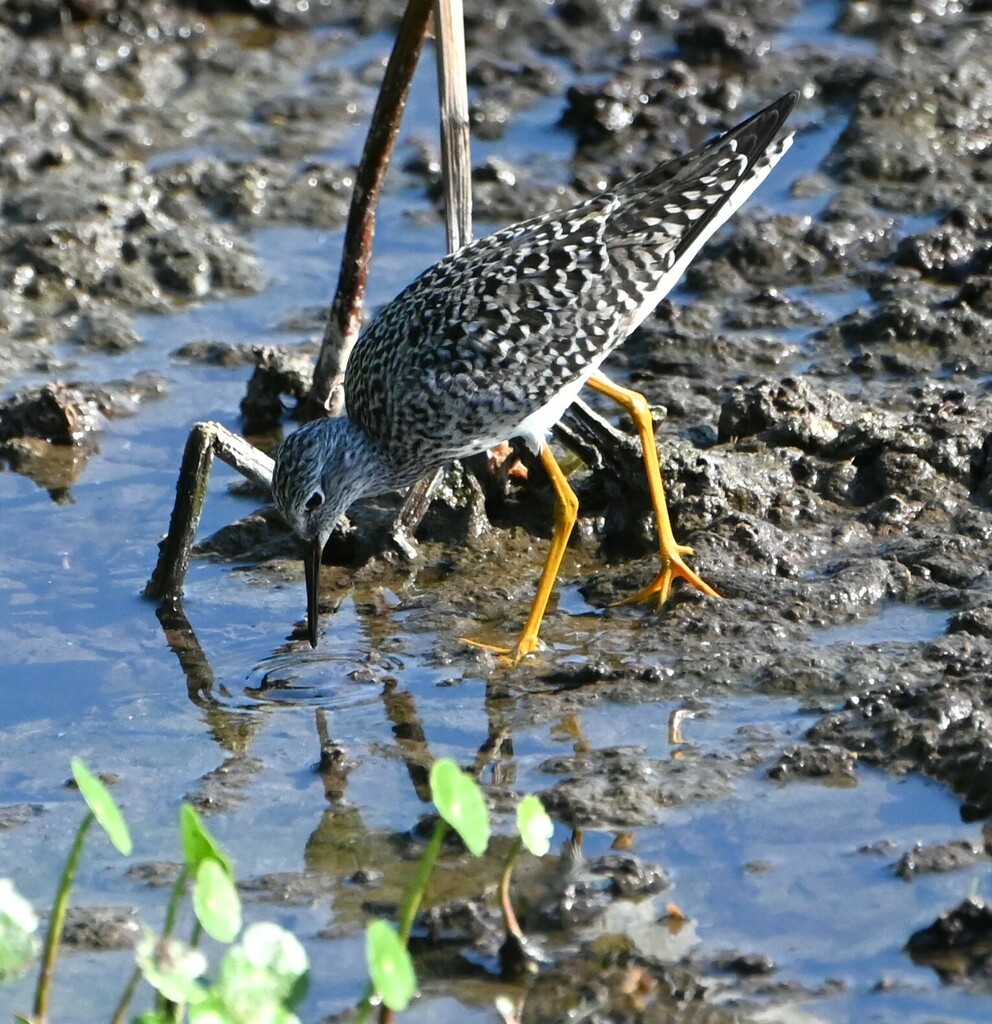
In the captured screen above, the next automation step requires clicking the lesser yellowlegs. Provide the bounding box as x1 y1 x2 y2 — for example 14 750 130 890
272 91 798 660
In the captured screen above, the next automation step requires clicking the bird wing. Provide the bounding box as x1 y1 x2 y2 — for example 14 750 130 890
346 193 629 456
345 92 798 459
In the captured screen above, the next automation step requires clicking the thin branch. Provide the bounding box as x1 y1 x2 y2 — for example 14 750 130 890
305 0 434 419
144 422 273 604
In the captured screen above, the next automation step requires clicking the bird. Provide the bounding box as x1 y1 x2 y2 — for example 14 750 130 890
272 91 798 662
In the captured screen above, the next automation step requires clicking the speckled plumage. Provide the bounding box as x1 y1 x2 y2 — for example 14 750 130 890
342 91 797 475
273 91 798 650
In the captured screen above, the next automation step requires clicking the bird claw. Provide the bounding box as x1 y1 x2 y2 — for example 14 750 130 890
461 635 543 666
618 547 719 608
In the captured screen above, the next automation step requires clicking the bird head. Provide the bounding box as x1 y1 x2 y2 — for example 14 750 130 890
271 417 377 647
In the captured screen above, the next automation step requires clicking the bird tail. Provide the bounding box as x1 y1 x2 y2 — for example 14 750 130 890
616 91 798 202
602 91 799 335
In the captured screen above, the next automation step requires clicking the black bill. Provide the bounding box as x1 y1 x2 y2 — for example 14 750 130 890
304 536 323 648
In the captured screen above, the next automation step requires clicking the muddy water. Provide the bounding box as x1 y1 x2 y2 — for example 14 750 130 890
3 2 992 1022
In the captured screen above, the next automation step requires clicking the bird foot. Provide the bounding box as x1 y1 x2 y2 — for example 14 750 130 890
461 634 543 666
619 545 719 608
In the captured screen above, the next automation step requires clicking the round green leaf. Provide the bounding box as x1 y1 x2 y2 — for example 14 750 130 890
193 857 242 943
238 922 308 987
516 795 554 857
180 804 233 877
215 922 309 1015
71 758 132 855
429 759 490 857
366 919 416 1012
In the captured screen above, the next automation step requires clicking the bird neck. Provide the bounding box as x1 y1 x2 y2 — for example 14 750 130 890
330 415 397 497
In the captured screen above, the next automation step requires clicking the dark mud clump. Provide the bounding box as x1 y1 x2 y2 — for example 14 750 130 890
61 906 140 951
907 898 992 985
894 838 990 882
807 662 992 820
0 374 166 497
0 2 356 386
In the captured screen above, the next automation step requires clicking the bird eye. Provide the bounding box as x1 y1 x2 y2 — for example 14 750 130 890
305 490 324 512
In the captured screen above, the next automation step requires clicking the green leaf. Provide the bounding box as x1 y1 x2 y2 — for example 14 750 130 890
212 923 308 1021
429 759 490 857
70 758 132 855
0 879 40 983
135 928 208 1004
237 922 308 996
193 857 242 943
366 919 416 1012
516 795 554 857
180 804 233 877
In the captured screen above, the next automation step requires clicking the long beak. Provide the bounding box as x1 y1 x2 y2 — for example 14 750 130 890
304 536 324 648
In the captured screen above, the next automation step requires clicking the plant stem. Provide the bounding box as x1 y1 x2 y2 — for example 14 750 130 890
376 820 447 1024
356 989 373 1024
161 865 190 939
34 812 94 1022
356 817 450 1023
398 818 448 944
499 836 524 941
153 865 190 1016
107 966 142 1024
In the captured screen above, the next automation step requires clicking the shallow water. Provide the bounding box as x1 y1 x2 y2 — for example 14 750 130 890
810 603 952 648
2 4 990 1023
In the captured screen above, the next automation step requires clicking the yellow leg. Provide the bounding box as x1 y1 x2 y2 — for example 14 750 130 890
586 371 719 606
464 444 579 664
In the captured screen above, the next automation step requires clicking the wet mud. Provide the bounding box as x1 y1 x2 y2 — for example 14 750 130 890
2 0 992 1021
